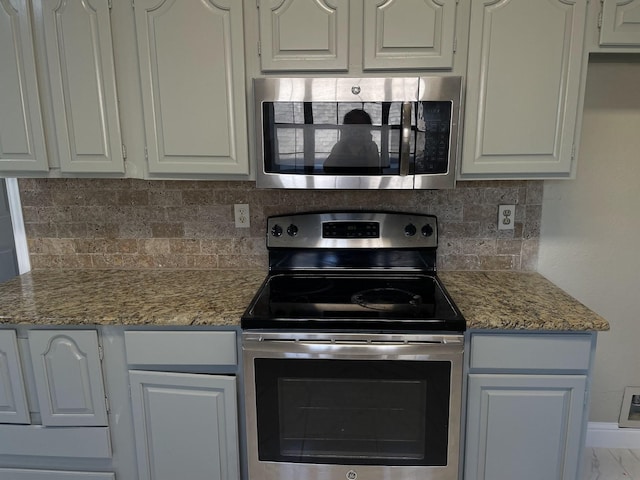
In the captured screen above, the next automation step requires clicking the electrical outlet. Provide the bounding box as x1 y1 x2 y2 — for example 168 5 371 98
498 204 515 231
234 204 250 228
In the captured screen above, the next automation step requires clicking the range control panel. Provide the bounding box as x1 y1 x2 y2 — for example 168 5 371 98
267 212 437 249
322 221 380 239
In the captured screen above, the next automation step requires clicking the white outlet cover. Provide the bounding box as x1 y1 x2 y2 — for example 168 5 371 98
498 204 515 231
234 204 250 228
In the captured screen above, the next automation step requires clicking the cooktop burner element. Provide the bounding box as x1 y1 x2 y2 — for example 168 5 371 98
241 211 465 332
351 287 422 311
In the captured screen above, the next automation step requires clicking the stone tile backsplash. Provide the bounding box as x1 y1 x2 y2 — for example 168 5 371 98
18 179 542 271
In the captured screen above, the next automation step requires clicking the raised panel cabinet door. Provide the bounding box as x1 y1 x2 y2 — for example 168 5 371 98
0 330 30 424
461 0 589 178
363 0 457 70
38 0 124 173
465 374 587 480
0 0 48 172
129 371 240 480
600 0 640 45
258 0 349 71
134 0 249 175
28 330 108 427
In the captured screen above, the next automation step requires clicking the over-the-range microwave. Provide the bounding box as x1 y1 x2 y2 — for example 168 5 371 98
254 76 462 189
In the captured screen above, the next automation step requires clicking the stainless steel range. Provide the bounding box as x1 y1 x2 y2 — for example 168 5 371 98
242 211 465 480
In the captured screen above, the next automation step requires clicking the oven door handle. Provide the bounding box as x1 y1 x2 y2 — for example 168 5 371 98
242 336 463 359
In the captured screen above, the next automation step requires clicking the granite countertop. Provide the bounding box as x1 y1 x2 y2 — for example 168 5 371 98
439 271 609 331
0 269 609 331
0 269 267 327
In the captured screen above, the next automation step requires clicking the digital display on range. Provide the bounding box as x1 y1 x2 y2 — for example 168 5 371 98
323 222 380 238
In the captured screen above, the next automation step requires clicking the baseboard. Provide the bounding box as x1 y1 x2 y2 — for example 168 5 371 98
586 422 640 448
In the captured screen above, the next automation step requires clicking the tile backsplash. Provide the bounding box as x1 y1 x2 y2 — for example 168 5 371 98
18 179 541 271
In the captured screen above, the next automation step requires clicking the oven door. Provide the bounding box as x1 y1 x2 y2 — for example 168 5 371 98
242 332 463 480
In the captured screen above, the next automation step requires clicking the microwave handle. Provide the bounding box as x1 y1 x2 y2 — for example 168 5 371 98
399 102 412 176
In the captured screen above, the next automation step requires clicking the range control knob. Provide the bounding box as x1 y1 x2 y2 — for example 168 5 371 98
404 224 417 237
271 224 283 237
287 224 299 237
421 224 434 237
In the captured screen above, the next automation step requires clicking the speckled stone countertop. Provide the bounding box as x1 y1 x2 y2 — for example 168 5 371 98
439 271 609 331
0 269 266 326
0 269 609 331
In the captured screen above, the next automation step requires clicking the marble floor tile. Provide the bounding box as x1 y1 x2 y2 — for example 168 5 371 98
583 448 640 479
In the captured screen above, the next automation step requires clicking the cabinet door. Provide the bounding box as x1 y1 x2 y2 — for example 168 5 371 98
363 0 457 70
0 330 30 424
39 0 124 174
465 374 587 480
600 0 640 46
0 0 48 172
258 0 349 71
134 0 249 175
129 371 239 480
461 0 588 178
28 330 108 427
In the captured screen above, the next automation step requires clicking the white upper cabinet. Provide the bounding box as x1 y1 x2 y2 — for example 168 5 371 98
39 0 124 174
460 0 589 179
0 0 48 172
363 0 457 70
134 0 250 175
599 0 640 46
258 0 349 71
28 330 108 427
256 0 457 72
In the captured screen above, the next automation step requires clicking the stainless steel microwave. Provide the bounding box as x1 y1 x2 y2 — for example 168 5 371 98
254 76 462 189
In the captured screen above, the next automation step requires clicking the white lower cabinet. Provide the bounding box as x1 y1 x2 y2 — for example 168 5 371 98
0 330 30 424
129 371 240 480
464 333 595 480
124 329 240 480
0 329 108 429
0 328 114 478
465 374 587 480
28 330 108 427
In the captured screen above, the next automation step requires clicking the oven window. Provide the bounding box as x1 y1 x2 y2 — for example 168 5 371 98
254 358 451 465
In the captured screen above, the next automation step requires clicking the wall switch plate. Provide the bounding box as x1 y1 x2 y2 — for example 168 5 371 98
498 204 515 231
234 204 250 228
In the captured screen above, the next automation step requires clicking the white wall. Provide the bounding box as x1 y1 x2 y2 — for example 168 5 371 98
538 55 640 422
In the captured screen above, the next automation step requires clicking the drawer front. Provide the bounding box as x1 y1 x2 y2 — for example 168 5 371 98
0 469 114 479
469 333 593 372
124 331 237 366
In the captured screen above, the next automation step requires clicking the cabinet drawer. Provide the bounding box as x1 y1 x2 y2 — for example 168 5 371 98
124 331 237 366
469 333 593 371
0 468 114 479
0 425 111 458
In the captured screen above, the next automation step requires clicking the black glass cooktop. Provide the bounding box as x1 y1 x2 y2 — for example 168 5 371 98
241 273 465 332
